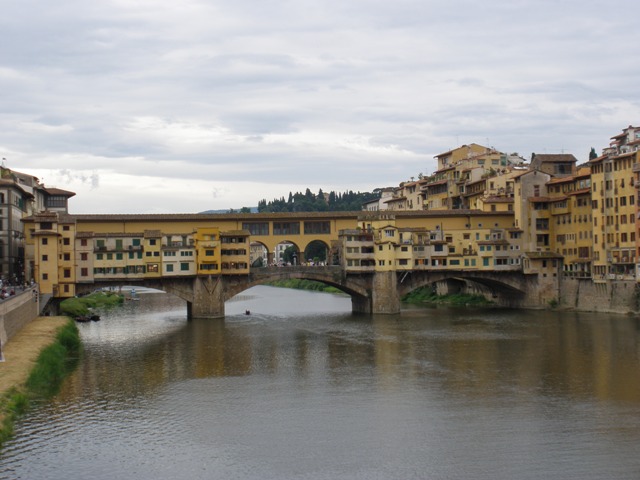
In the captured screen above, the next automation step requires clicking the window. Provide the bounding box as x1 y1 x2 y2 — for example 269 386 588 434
304 221 331 234
166 264 174 272
536 219 549 230
199 263 219 271
81 239 88 246
273 222 300 235
149 239 157 246
64 269 71 278
81 268 88 277
81 253 88 261
63 238 70 245
205 249 215 256
242 222 269 236
42 254 48 261
42 238 48 245
63 226 70 231
42 273 48 280
46 196 67 208
147 264 159 273
63 253 70 261
180 263 190 271
97 253 103 260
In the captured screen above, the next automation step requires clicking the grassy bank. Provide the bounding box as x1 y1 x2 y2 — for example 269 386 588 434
402 286 493 306
60 291 124 318
265 279 343 294
0 320 81 447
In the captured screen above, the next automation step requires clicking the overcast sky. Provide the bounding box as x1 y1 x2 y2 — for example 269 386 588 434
1 0 637 214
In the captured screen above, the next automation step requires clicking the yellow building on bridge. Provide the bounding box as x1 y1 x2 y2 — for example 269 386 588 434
24 210 522 300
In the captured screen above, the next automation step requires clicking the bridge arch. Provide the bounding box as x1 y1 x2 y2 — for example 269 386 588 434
224 266 371 312
397 270 528 307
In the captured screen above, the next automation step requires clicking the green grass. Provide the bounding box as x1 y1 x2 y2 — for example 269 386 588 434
0 320 81 448
60 291 124 318
402 286 493 306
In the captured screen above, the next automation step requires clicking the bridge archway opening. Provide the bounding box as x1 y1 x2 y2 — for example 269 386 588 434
303 240 330 266
275 240 301 266
250 241 269 267
224 266 372 314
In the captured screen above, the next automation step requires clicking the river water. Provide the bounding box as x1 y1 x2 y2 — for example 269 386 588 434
2 286 640 479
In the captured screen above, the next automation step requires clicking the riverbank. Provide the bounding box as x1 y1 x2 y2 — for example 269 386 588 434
0 316 76 446
402 286 494 306
265 279 343 294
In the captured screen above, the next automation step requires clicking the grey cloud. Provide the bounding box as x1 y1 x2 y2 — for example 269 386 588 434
1 0 638 213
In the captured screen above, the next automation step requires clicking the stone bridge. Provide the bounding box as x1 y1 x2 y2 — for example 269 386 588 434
75 266 549 318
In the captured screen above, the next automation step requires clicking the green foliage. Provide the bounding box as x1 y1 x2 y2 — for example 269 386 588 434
304 241 327 262
25 321 81 397
0 320 81 448
0 389 29 446
402 286 492 306
258 189 380 213
60 291 124 318
282 245 297 264
266 279 342 294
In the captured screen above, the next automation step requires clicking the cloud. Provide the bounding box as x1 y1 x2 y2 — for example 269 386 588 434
0 0 638 213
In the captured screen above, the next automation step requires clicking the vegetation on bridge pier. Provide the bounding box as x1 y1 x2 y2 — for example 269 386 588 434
60 291 124 319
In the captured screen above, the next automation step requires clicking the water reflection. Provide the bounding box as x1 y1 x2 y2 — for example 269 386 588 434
2 286 640 480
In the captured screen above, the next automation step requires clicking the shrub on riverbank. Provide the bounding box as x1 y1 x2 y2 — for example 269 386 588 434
60 291 124 318
402 286 492 306
0 320 81 447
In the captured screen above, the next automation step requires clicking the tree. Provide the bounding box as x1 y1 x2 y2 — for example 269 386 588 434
282 245 297 264
589 147 598 160
305 241 327 262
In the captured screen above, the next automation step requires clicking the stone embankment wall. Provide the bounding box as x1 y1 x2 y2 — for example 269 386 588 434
559 278 639 314
0 289 39 345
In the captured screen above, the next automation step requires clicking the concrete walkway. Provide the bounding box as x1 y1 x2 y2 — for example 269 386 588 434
0 316 70 395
